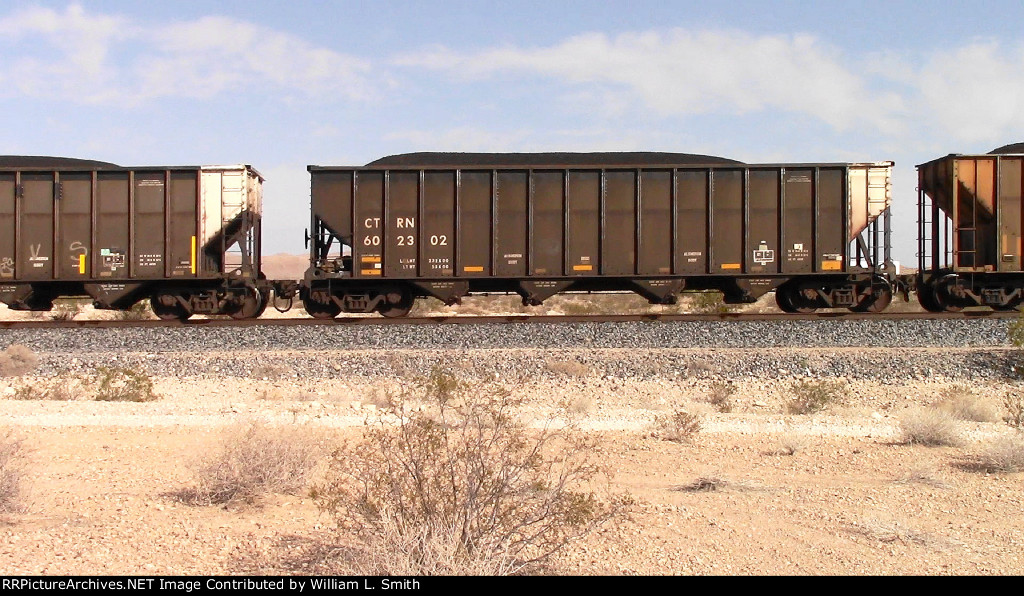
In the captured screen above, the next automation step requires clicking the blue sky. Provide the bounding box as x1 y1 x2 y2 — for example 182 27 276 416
3 1 1024 262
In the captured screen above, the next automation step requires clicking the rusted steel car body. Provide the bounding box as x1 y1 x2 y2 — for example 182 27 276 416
304 153 896 317
917 149 1024 311
0 158 269 319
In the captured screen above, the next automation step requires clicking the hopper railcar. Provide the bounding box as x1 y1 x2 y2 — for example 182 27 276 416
302 153 897 317
0 157 278 320
917 145 1024 312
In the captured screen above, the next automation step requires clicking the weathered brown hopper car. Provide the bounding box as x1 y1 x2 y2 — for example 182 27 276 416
0 158 271 319
304 152 895 317
917 144 1024 311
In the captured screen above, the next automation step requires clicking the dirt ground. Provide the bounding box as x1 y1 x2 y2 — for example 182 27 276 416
1 367 1022 576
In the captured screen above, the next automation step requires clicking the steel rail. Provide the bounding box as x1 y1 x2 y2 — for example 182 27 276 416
0 309 1018 330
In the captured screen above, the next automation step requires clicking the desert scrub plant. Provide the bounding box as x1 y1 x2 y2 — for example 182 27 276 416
785 379 844 414
973 434 1024 473
899 407 963 447
0 344 38 377
314 369 626 575
0 429 26 513
932 385 1001 422
651 409 703 443
186 421 324 505
11 374 85 401
94 367 157 402
705 381 736 413
1004 392 1024 430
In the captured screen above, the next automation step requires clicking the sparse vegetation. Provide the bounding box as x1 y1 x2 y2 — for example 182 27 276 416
251 362 291 380
785 379 844 415
314 368 625 575
185 421 324 505
899 407 963 447
0 430 26 513
49 301 81 321
706 381 736 413
776 432 808 456
0 344 38 377
932 385 1001 422
1004 392 1024 430
116 301 153 321
94 367 157 402
12 374 83 401
973 434 1024 473
652 409 702 443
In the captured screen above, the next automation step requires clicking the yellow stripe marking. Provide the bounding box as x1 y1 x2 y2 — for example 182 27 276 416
464 266 484 272
821 260 842 271
572 265 593 271
360 269 382 276
190 236 197 274
78 254 86 275
361 256 381 263
720 263 741 270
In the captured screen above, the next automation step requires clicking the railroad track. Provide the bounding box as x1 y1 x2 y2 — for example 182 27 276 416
0 309 1018 330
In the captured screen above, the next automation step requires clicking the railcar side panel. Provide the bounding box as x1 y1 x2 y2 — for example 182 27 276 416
134 171 167 279
530 171 564 276
58 173 92 279
0 174 14 280
602 170 636 276
816 168 845 272
782 169 814 273
567 171 600 276
168 172 198 278
676 170 708 274
998 158 1022 271
96 172 130 279
386 171 419 277
747 169 780 274
494 171 528 278
458 171 492 277
354 171 384 278
639 169 672 275
311 170 352 247
20 173 55 281
710 169 743 273
421 171 455 277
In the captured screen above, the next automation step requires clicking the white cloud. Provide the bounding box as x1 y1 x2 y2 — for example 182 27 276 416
396 29 908 133
0 3 375 105
916 41 1024 143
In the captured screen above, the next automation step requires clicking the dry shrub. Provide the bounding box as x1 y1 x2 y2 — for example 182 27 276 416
1004 392 1024 430
187 421 323 505
12 375 85 401
974 434 1024 473
776 432 808 456
785 379 844 415
315 369 625 575
933 386 1001 422
116 301 153 321
899 407 963 447
0 430 26 513
706 381 736 413
652 409 702 443
94 367 157 402
0 345 38 377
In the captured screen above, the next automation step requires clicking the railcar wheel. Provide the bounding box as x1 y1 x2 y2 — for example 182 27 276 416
775 286 816 314
230 287 267 320
150 295 191 321
303 296 341 319
917 285 944 313
378 290 414 318
850 278 893 313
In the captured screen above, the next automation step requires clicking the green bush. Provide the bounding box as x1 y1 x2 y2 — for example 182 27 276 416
94 367 157 402
785 379 844 415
